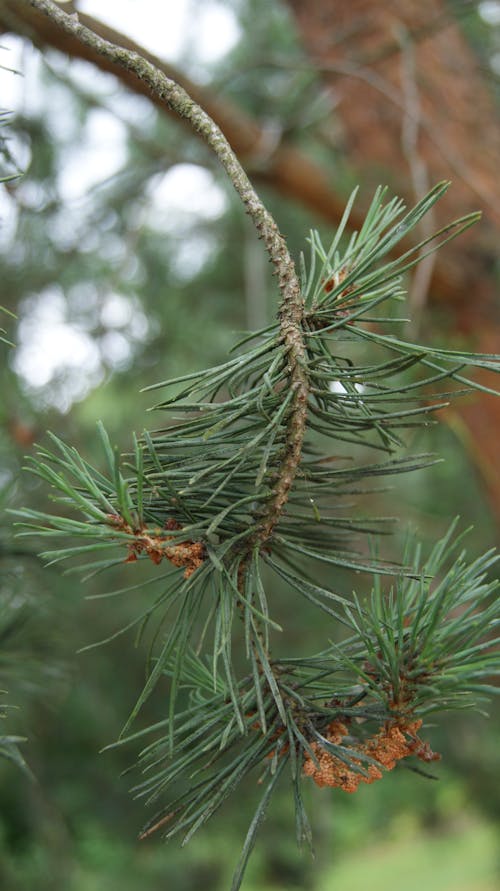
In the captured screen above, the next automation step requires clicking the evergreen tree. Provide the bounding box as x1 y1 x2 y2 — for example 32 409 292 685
12 3 500 889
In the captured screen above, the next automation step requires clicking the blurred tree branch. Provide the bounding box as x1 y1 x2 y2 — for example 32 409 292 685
0 0 351 232
0 0 487 304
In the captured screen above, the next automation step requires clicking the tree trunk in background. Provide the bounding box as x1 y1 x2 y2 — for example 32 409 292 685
286 2 499 215
286 0 500 527
0 0 489 308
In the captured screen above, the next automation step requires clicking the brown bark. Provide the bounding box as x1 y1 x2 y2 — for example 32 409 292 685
286 0 500 527
286 0 500 311
286 1 500 221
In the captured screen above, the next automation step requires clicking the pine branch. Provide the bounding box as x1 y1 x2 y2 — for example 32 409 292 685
10 6 500 889
111 523 498 851
15 185 500 891
25 2 309 696
15 186 499 707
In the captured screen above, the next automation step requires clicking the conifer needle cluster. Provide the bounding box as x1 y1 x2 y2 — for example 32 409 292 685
16 185 500 890
13 4 500 888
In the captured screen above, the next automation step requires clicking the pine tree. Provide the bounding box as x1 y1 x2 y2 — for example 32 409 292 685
14 4 500 889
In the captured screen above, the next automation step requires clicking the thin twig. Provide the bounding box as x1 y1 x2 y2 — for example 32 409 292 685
27 0 310 543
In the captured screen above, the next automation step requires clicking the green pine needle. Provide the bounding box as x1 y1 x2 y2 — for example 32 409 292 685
14 184 500 888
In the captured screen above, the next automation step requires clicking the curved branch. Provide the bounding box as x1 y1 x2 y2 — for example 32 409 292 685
26 0 309 541
0 0 492 304
0 0 348 227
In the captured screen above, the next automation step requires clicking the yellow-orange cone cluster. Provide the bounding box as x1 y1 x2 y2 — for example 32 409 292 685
303 718 439 792
108 514 205 578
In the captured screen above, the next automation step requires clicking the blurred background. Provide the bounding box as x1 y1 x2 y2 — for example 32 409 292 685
0 1 499 889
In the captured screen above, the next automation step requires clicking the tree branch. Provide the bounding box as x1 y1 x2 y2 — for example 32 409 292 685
0 0 349 226
24 0 309 544
0 0 491 307
4 1 500 522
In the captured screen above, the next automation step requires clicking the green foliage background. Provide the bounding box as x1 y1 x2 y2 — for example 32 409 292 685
0 2 499 889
